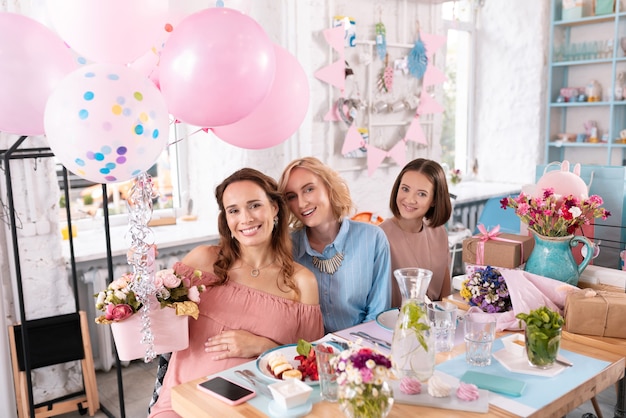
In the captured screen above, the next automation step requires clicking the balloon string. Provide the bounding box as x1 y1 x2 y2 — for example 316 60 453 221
126 171 159 362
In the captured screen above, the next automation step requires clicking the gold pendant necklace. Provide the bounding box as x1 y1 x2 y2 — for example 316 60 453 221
241 259 275 277
312 252 344 275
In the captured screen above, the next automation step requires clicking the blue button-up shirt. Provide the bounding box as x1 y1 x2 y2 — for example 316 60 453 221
292 218 391 333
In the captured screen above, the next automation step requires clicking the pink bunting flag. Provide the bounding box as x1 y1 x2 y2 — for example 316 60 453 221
315 59 345 90
323 25 346 54
423 65 446 87
341 123 364 155
403 116 428 145
367 146 387 176
387 140 406 166
421 33 447 58
417 92 444 115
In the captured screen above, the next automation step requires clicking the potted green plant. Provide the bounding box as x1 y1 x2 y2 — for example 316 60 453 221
516 306 564 369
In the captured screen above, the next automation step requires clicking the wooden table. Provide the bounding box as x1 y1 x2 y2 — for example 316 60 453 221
172 334 625 418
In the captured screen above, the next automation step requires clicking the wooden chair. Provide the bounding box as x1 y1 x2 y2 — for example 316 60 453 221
8 311 99 418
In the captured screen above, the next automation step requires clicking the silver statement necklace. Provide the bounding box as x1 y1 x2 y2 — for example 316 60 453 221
241 259 275 277
312 252 344 275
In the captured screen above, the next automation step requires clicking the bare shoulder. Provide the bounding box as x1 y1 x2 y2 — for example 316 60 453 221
292 263 319 305
181 245 220 271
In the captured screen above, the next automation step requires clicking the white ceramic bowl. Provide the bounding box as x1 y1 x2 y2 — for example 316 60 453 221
268 378 313 410
502 333 526 357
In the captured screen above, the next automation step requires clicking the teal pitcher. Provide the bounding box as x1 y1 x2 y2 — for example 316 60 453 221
524 230 594 286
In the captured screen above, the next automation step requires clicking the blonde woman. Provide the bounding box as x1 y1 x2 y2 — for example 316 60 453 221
279 157 391 333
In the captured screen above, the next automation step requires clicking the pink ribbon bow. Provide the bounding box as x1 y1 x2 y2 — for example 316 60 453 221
474 224 524 266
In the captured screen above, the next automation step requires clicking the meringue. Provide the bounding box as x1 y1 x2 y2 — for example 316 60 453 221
456 382 480 401
427 374 451 398
399 377 422 395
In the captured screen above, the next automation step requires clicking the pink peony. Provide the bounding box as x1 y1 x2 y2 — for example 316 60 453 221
156 268 181 289
187 286 201 303
105 303 134 321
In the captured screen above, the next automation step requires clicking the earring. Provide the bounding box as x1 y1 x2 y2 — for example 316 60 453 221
273 216 278 227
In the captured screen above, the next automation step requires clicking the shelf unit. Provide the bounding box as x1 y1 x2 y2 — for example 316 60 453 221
545 0 626 165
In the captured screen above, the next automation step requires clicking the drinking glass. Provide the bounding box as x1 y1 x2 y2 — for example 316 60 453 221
315 344 338 402
427 302 458 353
464 313 497 367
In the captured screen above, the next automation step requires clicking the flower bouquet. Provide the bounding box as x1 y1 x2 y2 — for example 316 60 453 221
449 168 462 185
500 188 610 238
94 268 205 361
460 266 512 313
332 346 395 418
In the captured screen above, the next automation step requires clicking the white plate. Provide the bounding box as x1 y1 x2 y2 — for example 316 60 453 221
256 343 339 386
267 399 313 417
391 374 489 413
376 308 399 331
493 348 567 377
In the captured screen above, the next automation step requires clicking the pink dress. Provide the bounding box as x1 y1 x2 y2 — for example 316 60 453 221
149 262 324 417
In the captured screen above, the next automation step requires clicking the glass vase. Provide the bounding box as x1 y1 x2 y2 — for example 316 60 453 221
390 268 435 381
338 380 394 418
525 323 562 369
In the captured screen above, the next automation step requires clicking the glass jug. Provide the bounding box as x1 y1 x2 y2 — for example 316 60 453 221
390 268 435 382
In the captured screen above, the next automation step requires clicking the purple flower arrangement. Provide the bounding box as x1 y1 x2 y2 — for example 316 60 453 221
460 265 512 313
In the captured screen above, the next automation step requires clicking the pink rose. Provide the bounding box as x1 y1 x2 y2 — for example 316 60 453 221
156 269 181 289
187 286 201 303
105 303 134 321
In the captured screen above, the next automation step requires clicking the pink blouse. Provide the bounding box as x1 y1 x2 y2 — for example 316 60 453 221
379 219 451 306
149 262 324 417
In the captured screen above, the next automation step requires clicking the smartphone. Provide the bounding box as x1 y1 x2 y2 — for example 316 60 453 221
197 376 256 405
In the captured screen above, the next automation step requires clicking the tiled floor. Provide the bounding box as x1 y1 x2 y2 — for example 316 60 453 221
55 360 619 418
60 359 158 418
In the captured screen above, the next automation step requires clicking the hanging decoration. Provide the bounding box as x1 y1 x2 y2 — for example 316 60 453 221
407 29 428 80
375 21 387 61
316 19 447 175
377 54 394 93
126 172 159 362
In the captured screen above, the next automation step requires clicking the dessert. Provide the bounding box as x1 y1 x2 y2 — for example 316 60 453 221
456 382 480 401
427 374 451 398
399 377 422 395
267 352 296 379
282 369 303 380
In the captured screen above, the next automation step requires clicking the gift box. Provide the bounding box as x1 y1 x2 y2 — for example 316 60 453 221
462 232 534 269
564 290 626 339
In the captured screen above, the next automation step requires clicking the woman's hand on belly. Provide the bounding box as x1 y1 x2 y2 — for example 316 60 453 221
204 329 278 360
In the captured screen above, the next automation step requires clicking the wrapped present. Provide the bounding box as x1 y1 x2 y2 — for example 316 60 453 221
462 225 534 269
564 289 626 339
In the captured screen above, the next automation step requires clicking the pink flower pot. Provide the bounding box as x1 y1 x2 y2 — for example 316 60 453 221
110 307 189 361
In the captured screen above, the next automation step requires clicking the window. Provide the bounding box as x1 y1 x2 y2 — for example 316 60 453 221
58 122 184 222
441 0 478 176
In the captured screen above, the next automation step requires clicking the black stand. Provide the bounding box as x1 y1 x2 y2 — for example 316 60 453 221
0 136 126 417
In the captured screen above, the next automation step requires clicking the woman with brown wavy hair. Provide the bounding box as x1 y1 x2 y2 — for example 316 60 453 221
150 168 323 417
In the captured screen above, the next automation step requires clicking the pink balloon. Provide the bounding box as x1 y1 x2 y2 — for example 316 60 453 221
45 0 168 64
159 8 276 127
44 64 170 184
212 45 310 149
0 12 76 135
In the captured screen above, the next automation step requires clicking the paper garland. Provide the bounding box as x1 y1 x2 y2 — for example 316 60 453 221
315 28 447 175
